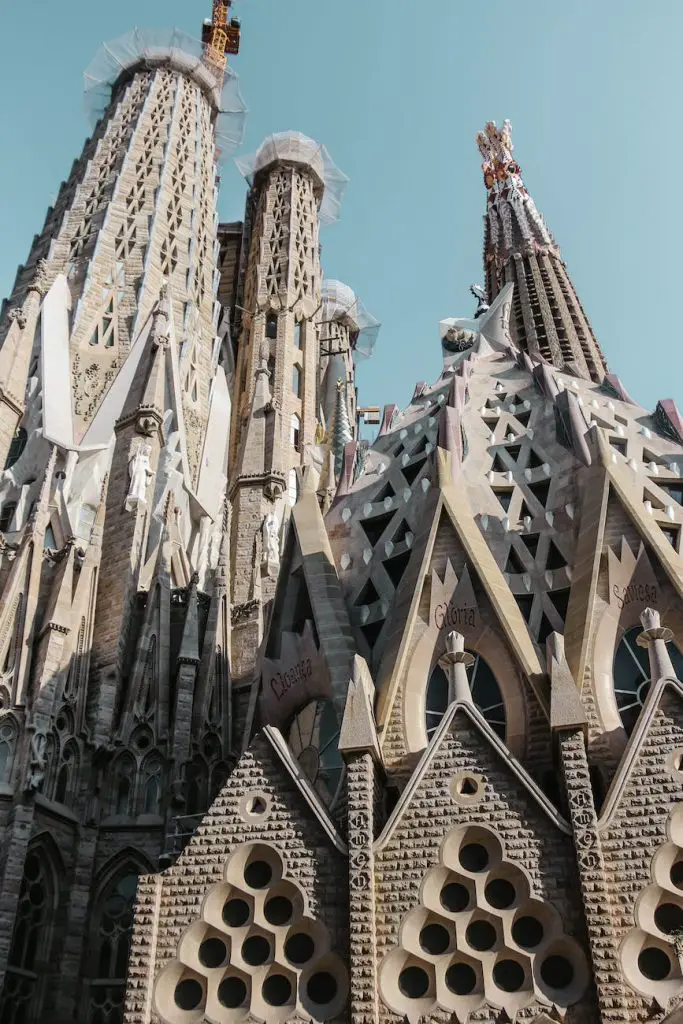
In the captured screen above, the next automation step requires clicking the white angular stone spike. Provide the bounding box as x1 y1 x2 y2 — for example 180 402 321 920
522 400 531 410
523 515 532 531
649 462 658 474
341 507 352 522
488 471 495 483
428 417 435 427
545 510 554 526
527 428 534 439
380 600 389 616
402 453 410 466
488 432 496 444
360 605 370 623
405 531 414 547
383 496 393 511
377 462 387 474
566 503 574 519
363 548 372 565
525 468 532 481
400 429 408 439
363 503 372 517
414 423 422 434
523 573 532 591
502 517 510 532
591 398 599 408
495 381 504 392
506 432 516 443
542 463 551 476
384 540 394 557
616 424 625 436
565 566 573 581
607 401 615 412
628 458 638 473
403 488 411 502
421 478 430 492
340 552 351 570
611 452 617 464
641 427 652 439
480 405 487 416
667 505 676 520
425 442 434 454
545 571 553 588
644 501 653 515
481 515 489 530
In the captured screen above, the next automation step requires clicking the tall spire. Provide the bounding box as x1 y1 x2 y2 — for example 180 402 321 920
478 120 607 383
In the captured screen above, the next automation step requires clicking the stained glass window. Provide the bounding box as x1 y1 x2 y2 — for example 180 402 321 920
288 699 344 806
88 871 138 1024
426 652 506 740
612 625 683 735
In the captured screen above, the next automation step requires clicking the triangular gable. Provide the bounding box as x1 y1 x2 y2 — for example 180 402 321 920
376 487 548 756
598 431 683 602
376 700 569 853
598 676 683 834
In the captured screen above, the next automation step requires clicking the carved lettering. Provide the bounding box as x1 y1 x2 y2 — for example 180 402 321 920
611 582 657 611
434 602 477 631
268 658 313 702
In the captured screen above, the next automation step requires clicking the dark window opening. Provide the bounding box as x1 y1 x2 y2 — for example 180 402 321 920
505 547 525 574
402 456 428 486
493 489 514 513
354 579 380 606
514 594 533 621
383 549 411 588
546 541 566 570
548 588 571 621
528 479 550 507
265 314 278 340
359 510 394 547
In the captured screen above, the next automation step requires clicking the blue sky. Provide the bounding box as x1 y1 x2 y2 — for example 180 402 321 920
0 0 680 415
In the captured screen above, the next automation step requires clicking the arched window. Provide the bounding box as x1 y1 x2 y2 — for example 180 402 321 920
54 742 78 806
0 717 17 783
290 414 301 452
4 427 27 470
88 867 139 1024
137 637 157 719
111 756 135 817
186 756 208 815
293 320 303 349
0 842 59 1022
139 756 162 815
0 502 17 533
425 651 506 740
612 625 683 734
288 699 343 807
265 313 278 340
292 363 302 398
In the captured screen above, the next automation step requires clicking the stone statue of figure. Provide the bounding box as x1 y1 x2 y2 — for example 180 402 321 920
125 442 153 512
25 730 47 792
262 509 280 568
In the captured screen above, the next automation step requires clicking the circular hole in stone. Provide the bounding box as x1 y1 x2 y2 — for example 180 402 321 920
218 976 247 1009
638 947 672 981
306 972 338 1005
264 895 294 926
244 860 272 889
241 935 271 967
248 796 267 815
419 923 450 955
445 962 477 995
457 776 479 796
671 861 683 891
493 959 525 993
262 974 292 1007
540 954 575 989
485 878 516 910
655 902 683 935
398 966 429 999
511 916 544 949
440 882 470 913
222 898 250 928
459 843 489 872
174 978 203 1011
284 932 315 965
198 937 227 969
466 920 497 952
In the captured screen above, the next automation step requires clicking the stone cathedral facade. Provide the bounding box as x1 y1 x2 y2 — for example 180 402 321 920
2 10 683 1024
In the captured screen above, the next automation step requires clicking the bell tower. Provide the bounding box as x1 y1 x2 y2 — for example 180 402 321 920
479 120 607 382
228 133 348 682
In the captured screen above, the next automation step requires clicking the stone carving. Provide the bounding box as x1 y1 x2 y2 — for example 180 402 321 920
8 308 27 330
125 442 153 512
25 729 48 792
261 509 280 574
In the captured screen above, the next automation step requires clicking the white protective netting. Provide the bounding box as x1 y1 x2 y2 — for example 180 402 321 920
321 280 380 360
235 131 349 225
83 28 247 161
